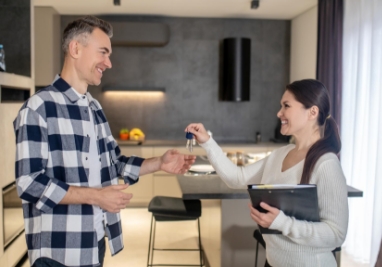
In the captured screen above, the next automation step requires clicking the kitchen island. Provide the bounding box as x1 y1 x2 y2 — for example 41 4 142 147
118 141 284 206
177 173 363 267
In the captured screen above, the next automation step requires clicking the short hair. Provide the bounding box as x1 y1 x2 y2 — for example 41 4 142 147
62 16 113 56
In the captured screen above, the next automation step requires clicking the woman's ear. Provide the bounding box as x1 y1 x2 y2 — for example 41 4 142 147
309 106 319 120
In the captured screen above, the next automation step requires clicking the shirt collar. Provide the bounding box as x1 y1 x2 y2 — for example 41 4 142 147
52 75 95 104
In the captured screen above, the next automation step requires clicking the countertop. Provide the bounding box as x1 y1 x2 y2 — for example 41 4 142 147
117 139 287 147
177 174 364 199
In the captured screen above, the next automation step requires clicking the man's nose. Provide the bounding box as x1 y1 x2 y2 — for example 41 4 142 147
104 56 112 69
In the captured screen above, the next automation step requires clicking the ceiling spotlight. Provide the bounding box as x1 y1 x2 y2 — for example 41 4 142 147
251 0 260 9
114 0 121 6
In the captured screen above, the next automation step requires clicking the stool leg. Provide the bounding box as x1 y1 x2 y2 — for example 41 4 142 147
197 218 203 266
255 241 259 267
147 215 153 267
151 217 157 266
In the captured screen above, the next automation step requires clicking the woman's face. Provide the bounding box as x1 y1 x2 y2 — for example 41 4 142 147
277 90 312 137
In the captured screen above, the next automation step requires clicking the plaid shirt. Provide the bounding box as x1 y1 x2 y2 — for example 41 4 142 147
13 76 144 267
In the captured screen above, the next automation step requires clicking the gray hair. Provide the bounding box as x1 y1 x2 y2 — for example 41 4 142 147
62 16 113 56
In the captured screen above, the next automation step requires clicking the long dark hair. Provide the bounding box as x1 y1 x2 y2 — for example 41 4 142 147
285 79 341 184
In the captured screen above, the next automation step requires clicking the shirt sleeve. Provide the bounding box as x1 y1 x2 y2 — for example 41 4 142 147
199 137 267 189
107 137 144 185
268 156 349 249
14 107 69 213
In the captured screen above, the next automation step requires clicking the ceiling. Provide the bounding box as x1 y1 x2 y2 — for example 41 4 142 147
34 0 317 20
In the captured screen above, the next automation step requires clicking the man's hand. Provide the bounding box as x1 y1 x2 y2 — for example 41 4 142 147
96 184 133 213
60 184 133 213
160 149 196 174
248 202 280 228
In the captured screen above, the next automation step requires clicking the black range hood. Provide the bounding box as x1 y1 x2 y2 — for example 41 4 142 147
220 37 251 102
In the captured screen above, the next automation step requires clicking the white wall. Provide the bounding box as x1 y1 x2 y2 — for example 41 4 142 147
290 6 318 82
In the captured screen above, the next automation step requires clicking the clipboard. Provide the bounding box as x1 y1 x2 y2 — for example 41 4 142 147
247 184 320 234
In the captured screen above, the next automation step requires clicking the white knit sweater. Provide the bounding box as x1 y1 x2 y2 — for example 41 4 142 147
200 138 349 267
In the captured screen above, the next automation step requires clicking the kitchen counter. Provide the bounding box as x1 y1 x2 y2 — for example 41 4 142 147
178 175 363 199
117 139 287 147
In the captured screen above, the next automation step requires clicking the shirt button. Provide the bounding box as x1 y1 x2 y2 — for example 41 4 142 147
87 134 89 137
82 96 85 99
86 157 88 160
84 109 88 113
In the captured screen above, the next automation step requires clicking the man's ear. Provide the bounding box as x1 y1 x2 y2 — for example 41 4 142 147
309 106 319 120
67 40 81 59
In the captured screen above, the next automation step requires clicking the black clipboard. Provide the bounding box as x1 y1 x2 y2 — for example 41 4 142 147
247 184 320 234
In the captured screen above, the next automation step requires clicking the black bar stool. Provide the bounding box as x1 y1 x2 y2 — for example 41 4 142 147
253 229 272 267
147 196 204 267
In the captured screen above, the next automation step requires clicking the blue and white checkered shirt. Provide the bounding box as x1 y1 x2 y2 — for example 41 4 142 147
13 76 144 267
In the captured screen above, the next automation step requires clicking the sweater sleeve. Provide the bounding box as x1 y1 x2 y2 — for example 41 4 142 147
269 155 349 248
199 137 267 188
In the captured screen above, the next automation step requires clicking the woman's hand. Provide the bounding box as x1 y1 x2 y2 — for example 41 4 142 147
248 202 280 228
185 123 210 144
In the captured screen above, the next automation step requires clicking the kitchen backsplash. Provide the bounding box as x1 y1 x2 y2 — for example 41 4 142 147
61 15 290 142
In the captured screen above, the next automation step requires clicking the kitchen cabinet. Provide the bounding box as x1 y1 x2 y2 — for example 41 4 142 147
152 147 204 198
0 77 32 266
153 172 182 198
0 0 34 265
119 147 155 206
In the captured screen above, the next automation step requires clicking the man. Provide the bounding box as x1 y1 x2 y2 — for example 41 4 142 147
13 16 195 267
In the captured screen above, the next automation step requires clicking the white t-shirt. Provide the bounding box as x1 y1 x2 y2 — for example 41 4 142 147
77 91 105 241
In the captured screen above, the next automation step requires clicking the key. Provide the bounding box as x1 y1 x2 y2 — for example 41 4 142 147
186 132 193 152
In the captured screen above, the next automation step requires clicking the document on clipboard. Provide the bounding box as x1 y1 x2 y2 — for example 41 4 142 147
247 184 320 234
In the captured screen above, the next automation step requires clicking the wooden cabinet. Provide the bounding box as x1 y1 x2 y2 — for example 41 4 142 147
153 172 182 198
119 147 154 206
0 1 34 264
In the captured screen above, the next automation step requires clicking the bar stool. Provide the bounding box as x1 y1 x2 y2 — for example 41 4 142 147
253 229 271 267
147 196 204 267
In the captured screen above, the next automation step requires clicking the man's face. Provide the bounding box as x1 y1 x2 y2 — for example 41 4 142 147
76 27 112 86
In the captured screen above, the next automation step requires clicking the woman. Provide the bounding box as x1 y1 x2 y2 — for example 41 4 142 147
185 79 348 267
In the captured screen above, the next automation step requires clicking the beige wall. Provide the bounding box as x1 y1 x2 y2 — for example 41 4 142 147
290 6 318 82
34 7 61 86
